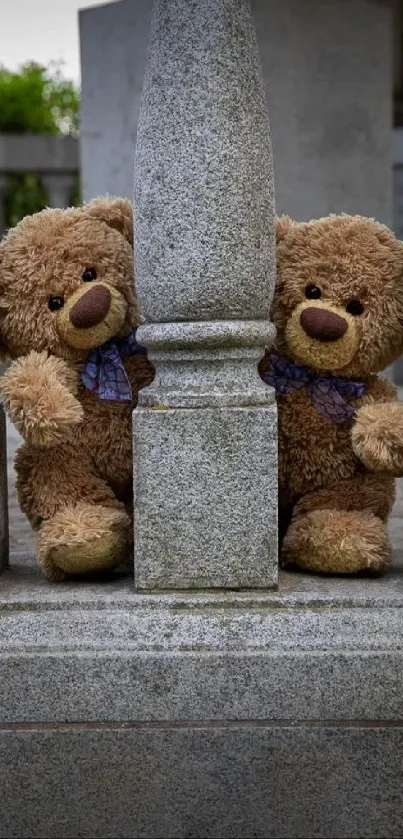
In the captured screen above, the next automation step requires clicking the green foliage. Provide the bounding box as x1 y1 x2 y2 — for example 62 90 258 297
0 62 80 229
0 61 79 135
4 175 48 230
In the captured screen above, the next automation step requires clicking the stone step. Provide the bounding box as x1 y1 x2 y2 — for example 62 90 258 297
1 544 403 837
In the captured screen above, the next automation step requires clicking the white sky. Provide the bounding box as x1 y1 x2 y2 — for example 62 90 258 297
0 0 121 84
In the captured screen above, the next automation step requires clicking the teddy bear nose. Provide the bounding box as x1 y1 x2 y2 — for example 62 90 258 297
69 285 111 329
300 307 348 342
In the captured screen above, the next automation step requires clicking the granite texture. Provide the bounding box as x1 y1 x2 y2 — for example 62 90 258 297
5 420 34 554
1 726 403 838
2 543 403 723
135 320 276 408
0 406 8 570
1 553 403 835
133 404 278 590
134 0 275 322
132 0 277 590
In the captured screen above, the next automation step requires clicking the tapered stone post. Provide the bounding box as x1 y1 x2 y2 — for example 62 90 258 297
133 0 277 591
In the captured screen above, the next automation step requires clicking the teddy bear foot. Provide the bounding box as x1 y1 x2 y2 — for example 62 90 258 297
281 509 390 575
37 502 132 581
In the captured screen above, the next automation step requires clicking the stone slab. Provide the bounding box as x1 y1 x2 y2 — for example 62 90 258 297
80 0 392 225
1 526 403 724
254 0 393 225
1 546 403 836
1 725 403 838
133 404 278 590
79 0 152 202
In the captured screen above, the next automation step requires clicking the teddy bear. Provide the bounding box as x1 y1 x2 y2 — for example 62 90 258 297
259 213 403 575
0 196 154 581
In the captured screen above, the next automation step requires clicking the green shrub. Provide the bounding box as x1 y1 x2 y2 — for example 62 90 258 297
0 62 81 229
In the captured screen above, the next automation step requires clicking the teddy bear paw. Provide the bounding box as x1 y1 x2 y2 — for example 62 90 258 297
1 351 83 446
282 509 390 575
36 503 132 581
352 402 403 477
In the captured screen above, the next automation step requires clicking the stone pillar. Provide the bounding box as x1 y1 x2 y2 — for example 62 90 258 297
42 173 76 209
133 0 277 592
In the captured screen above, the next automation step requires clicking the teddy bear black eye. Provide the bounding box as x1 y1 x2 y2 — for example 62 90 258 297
305 284 321 300
346 299 364 316
82 267 97 282
48 296 64 312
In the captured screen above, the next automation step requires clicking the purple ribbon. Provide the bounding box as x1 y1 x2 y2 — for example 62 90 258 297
81 329 147 402
261 353 366 424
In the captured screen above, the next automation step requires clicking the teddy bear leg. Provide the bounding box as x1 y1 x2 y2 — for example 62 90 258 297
38 503 132 581
281 473 395 574
15 444 132 581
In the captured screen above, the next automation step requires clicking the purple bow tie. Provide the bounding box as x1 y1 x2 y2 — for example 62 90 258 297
81 329 147 402
261 353 366 424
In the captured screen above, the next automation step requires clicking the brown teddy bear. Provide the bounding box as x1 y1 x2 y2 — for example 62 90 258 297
259 213 403 575
0 197 154 581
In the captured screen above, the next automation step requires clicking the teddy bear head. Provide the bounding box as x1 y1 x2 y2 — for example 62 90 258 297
0 196 140 361
272 213 403 378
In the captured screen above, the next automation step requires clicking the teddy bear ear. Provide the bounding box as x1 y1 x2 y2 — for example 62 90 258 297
276 215 295 243
84 196 133 246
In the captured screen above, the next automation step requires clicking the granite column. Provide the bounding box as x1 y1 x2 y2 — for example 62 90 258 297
133 0 277 591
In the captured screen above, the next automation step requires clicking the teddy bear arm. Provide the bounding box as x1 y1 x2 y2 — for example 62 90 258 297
352 378 403 476
1 351 84 447
125 353 155 399
362 377 398 404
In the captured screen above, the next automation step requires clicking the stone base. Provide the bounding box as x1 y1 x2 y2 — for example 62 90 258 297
2 527 403 838
1 725 402 839
133 401 278 591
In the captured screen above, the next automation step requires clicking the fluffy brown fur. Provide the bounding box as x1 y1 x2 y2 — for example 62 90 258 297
259 213 403 575
0 197 154 581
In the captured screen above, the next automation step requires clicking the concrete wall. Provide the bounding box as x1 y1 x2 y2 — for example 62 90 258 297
0 134 78 174
0 134 79 238
79 0 152 202
80 0 393 226
254 0 393 225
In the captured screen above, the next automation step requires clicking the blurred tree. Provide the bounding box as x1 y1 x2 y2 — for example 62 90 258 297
0 62 80 229
0 62 79 135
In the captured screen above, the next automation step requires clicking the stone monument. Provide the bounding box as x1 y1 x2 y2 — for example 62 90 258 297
1 2 403 838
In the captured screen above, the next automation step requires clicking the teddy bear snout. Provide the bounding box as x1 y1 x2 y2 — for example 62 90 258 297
69 285 112 329
300 307 348 343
